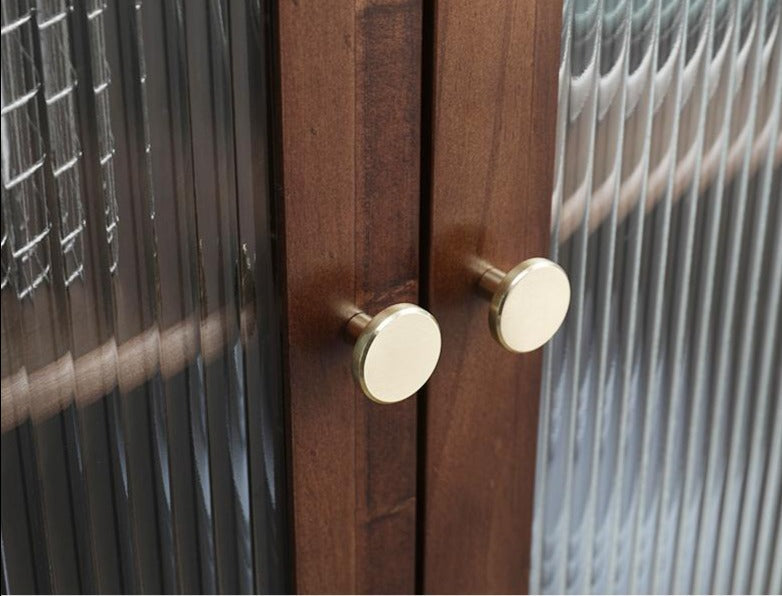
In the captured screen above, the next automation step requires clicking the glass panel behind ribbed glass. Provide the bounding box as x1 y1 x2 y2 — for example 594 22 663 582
532 0 781 593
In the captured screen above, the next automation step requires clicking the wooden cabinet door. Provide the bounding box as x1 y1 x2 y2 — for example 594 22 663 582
0 0 561 593
276 1 562 593
420 2 562 593
276 1 423 593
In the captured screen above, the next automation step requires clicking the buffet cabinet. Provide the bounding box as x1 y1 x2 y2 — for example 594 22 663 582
2 0 780 594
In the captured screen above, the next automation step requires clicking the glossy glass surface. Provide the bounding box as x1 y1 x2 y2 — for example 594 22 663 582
532 0 781 593
1 0 288 592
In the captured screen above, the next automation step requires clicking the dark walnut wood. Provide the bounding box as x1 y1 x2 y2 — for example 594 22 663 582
276 1 422 592
421 1 562 593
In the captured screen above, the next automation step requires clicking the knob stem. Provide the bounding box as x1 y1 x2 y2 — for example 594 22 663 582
345 311 372 340
478 266 506 296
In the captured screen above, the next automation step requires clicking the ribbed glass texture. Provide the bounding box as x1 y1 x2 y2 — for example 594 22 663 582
0 1 288 593
531 0 782 593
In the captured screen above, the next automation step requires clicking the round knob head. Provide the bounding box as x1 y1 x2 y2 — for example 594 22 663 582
489 258 570 353
352 303 441 404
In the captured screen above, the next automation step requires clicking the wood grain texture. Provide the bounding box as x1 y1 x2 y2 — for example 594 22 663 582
276 1 422 592
421 1 562 593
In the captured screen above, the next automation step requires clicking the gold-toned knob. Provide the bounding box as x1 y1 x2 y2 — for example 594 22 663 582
478 258 570 353
345 303 441 404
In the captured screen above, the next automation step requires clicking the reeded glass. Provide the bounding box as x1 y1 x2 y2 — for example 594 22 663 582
532 0 781 593
1 1 288 593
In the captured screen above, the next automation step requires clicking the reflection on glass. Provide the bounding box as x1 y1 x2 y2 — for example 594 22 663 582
1 0 288 593
532 0 781 593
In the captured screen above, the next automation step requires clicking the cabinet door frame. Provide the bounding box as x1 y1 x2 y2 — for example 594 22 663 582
420 1 562 593
275 1 423 592
276 1 561 592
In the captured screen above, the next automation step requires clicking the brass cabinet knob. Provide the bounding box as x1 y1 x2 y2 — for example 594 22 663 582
345 303 442 404
478 258 570 353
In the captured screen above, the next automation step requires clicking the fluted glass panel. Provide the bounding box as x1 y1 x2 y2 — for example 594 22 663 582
532 0 781 593
0 0 288 593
